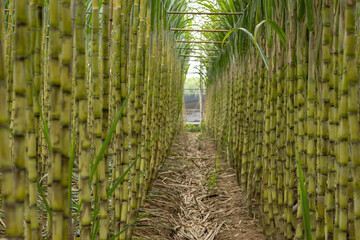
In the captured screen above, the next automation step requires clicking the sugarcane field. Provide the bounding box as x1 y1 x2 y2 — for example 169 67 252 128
1 0 360 239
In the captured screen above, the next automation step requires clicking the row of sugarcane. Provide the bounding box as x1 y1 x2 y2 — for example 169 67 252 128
205 0 359 239
0 0 192 239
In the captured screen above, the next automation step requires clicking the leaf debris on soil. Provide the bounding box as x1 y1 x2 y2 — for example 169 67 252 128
134 132 266 240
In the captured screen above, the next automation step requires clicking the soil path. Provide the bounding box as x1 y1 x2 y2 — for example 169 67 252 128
134 132 266 240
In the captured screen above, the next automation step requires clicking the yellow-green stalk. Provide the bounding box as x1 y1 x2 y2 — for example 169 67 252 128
139 0 152 206
74 0 91 237
146 33 159 196
0 0 15 237
112 0 122 232
49 0 63 236
353 0 360 237
24 27 32 240
91 0 101 237
119 0 131 237
286 1 297 238
60 0 72 235
27 0 41 237
128 0 147 236
100 0 110 237
127 0 140 238
306 22 317 240
335 2 346 239
327 1 339 238
317 1 331 238
10 0 29 236
6 0 14 122
343 0 357 239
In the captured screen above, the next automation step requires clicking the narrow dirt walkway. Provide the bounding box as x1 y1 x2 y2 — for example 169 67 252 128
134 132 266 240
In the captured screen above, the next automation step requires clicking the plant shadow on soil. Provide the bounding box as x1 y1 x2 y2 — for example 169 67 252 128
133 131 266 240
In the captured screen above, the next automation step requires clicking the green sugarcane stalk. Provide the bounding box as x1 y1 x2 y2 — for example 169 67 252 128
90 0 102 237
148 28 160 188
29 0 43 235
317 1 331 239
126 0 142 237
0 0 15 237
74 0 91 237
25 0 40 236
139 0 152 207
286 1 297 238
145 32 158 198
10 0 29 236
306 19 317 240
118 0 131 237
276 17 286 239
60 0 73 235
342 0 357 238
353 0 360 238
335 2 346 239
112 0 122 233
128 0 147 236
49 0 64 236
327 1 339 239
6 0 14 125
100 0 110 237
121 0 140 239
262 39 271 237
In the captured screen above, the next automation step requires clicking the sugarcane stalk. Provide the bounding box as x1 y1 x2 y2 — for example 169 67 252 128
0 0 15 237
119 0 131 238
342 0 356 238
60 0 73 235
10 0 29 236
74 0 91 237
100 0 110 237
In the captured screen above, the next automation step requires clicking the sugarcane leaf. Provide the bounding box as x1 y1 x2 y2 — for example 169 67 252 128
297 0 306 20
106 130 160 198
304 0 314 31
89 85 133 182
238 27 269 70
37 181 52 223
91 175 100 239
91 219 100 240
71 200 83 240
39 173 48 184
8 127 14 138
136 170 146 184
254 20 286 48
222 28 237 45
265 20 286 47
254 19 267 47
91 185 100 240
296 153 312 240
34 86 52 158
68 126 76 208
109 213 149 240
222 25 269 70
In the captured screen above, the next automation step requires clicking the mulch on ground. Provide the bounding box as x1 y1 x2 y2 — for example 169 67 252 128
134 132 266 240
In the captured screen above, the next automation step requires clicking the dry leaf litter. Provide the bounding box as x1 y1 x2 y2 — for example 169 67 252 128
134 132 267 240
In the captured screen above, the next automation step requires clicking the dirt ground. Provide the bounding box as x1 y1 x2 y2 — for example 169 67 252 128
133 132 267 240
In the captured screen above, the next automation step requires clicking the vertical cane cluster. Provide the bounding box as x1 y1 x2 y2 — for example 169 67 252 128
204 0 360 239
0 0 192 239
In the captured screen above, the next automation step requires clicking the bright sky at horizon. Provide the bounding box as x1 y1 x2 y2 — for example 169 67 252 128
185 1 217 86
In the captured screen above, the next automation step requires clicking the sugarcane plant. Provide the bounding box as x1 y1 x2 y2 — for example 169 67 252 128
204 0 360 239
0 0 193 239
